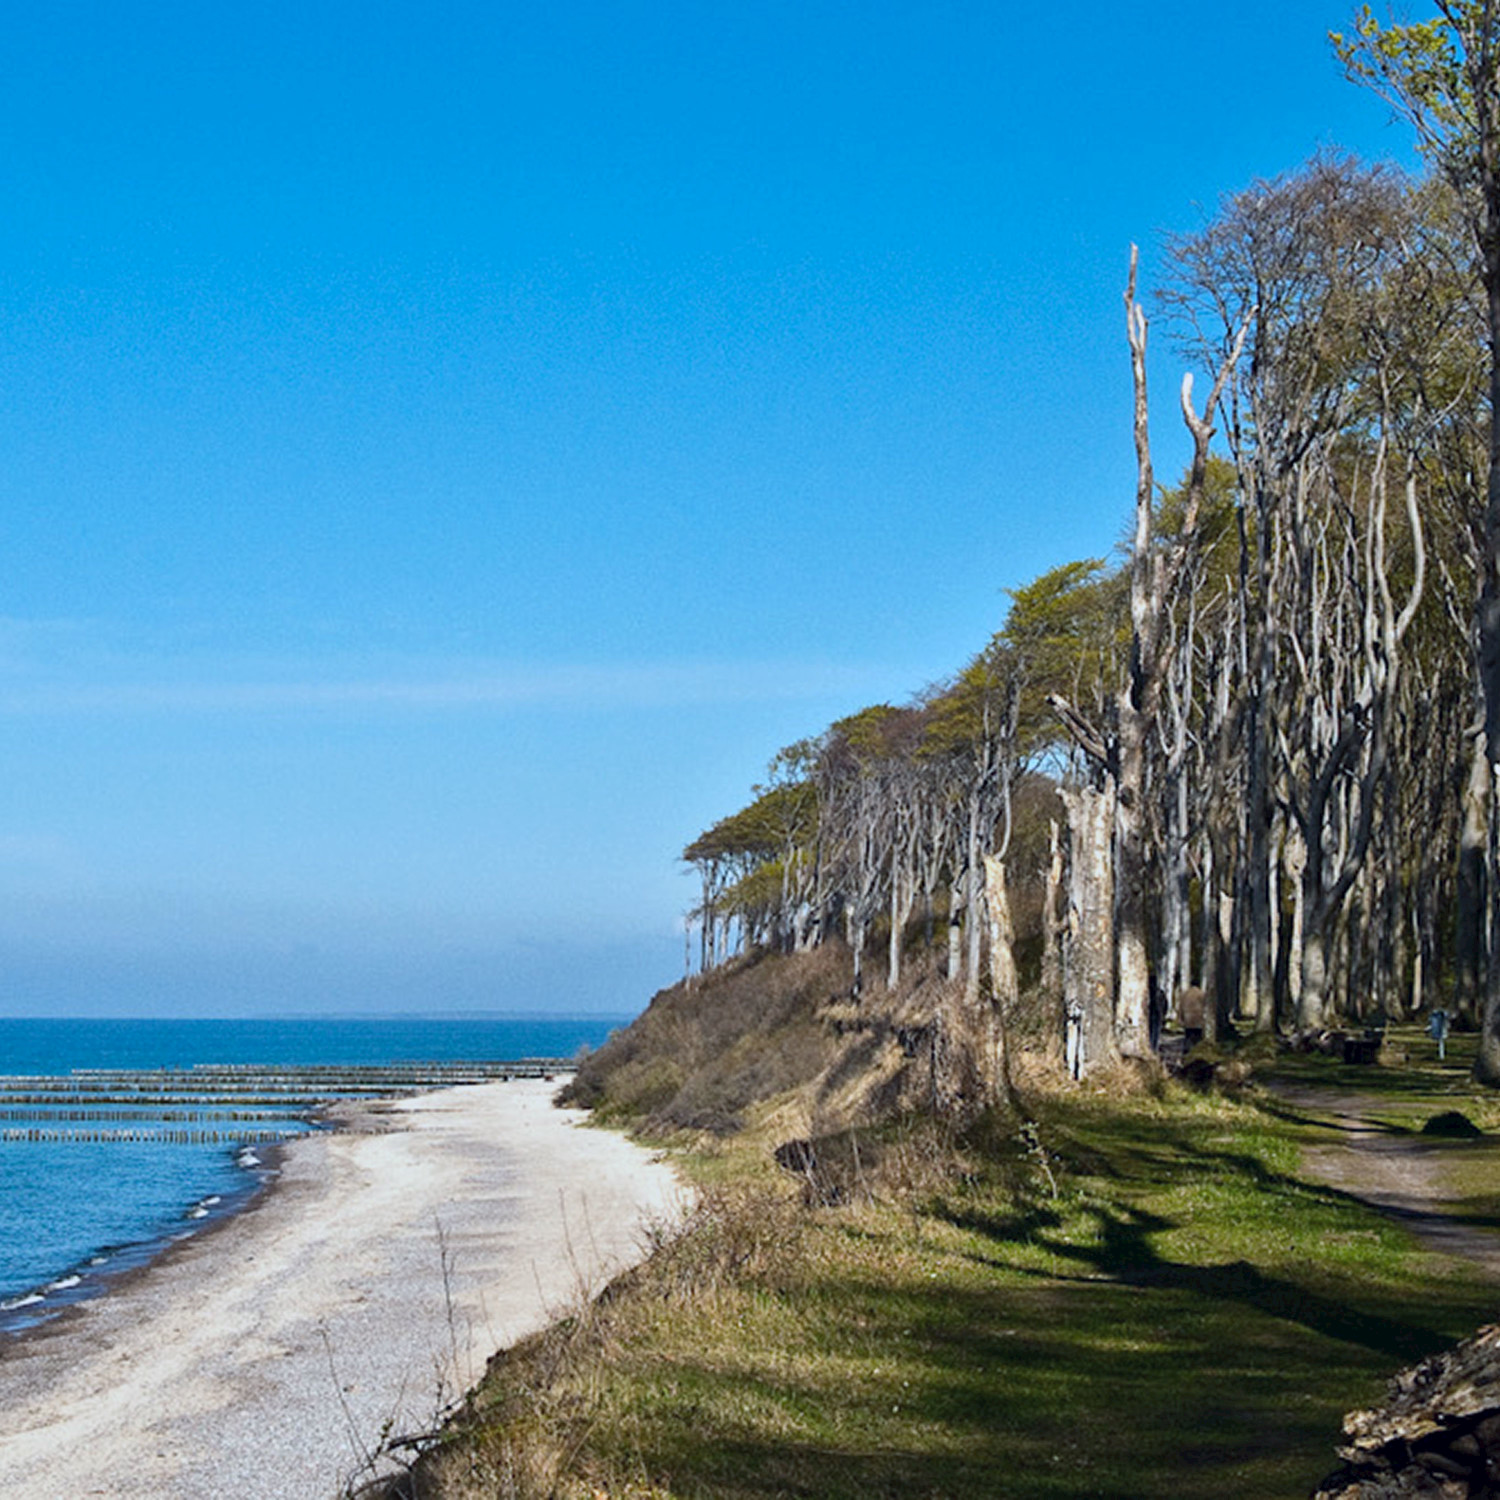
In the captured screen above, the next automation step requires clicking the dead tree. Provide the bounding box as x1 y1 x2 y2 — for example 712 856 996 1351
1053 248 1245 1060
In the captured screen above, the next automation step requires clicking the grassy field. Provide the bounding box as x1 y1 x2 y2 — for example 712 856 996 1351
393 1040 1500 1500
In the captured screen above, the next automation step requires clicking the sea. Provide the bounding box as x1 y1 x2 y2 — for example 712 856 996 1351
0 1014 625 1336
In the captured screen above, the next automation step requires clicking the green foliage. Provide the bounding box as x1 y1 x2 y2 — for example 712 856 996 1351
1334 5 1500 225
1000 556 1121 749
823 702 907 763
919 642 1018 759
683 780 816 868
714 858 789 927
1334 7 1486 173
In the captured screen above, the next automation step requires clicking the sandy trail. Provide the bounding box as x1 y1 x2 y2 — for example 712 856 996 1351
0 1078 684 1500
1266 1081 1500 1278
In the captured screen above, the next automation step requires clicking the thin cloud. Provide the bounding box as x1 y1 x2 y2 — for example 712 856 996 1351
0 659 884 715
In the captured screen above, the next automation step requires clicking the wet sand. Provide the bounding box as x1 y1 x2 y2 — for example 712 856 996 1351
0 1078 683 1499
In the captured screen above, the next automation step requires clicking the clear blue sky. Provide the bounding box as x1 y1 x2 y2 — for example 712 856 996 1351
0 1 1413 1016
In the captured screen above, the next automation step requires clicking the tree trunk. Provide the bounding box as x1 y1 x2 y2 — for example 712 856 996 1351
1299 920 1332 1033
850 910 866 998
1063 783 1118 1075
1286 825 1306 1020
1458 729 1489 1026
1116 252 1156 1059
1201 835 1221 1047
1114 731 1153 1056
983 854 1019 1109
888 868 902 990
1242 475 1279 1034
1473 38 1500 1083
948 882 964 982
1161 769 1192 1019
965 803 984 1006
1479 765 1500 1084
1042 818 1063 1005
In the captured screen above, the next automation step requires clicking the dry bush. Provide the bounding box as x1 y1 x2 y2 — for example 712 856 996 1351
643 1180 805 1296
593 1056 683 1118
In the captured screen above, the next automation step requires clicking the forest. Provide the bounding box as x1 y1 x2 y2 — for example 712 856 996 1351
681 7 1500 1088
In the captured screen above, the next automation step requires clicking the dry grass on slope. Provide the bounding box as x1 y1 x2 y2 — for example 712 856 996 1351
560 945 947 1136
561 941 1068 1146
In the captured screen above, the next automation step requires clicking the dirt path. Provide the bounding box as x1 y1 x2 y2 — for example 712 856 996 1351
1265 1082 1500 1279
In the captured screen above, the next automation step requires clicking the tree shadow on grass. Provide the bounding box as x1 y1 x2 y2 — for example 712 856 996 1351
937 1212 1449 1366
603 1264 1395 1500
1255 1096 1414 1135
1033 1198 1445 1364
936 1116 1488 1366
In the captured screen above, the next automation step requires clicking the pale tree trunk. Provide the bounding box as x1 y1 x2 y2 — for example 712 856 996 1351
1240 473 1279 1033
1115 252 1245 1056
1214 884 1236 1045
1458 729 1489 1026
984 855 1020 1011
1042 818 1063 1005
1200 616 1240 1045
1244 713 1276 1030
1411 903 1425 1017
1201 836 1221 1047
965 803 985 1006
1269 826 1284 1018
1115 253 1157 1058
1477 7 1500 1084
848 908 866 998
1386 857 1408 1021
983 854 1020 1109
1063 783 1118 1075
948 881 964 982
1114 733 1152 1055
1285 824 1306 1019
1052 257 1242 1060
1300 928 1331 1032
888 865 903 990
1160 745 1192 1018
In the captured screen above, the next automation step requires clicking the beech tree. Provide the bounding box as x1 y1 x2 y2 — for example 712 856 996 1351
1050 251 1244 1062
680 75 1493 1103
1336 1 1500 1080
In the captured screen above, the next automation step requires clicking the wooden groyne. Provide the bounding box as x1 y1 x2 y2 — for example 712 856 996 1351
0 1058 574 1146
1 1127 302 1145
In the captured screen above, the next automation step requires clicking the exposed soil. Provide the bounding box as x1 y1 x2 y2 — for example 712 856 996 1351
1265 1081 1500 1278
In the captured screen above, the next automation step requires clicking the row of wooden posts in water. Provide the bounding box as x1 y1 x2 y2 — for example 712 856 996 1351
0 1059 572 1145
1 1127 301 1145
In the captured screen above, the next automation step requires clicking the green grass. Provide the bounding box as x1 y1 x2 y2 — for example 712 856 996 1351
1260 1024 1491 1109
408 1073 1500 1500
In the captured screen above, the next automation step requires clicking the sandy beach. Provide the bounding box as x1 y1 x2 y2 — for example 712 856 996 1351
0 1077 683 1499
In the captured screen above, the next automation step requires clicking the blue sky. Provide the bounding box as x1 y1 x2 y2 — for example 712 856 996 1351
0 2 1414 1016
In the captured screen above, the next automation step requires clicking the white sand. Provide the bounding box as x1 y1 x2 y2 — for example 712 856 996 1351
0 1078 684 1499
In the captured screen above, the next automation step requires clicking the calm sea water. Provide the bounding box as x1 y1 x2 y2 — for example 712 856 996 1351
0 1015 625 1333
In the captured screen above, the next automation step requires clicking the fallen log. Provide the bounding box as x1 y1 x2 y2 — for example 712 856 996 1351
1314 1324 1500 1497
